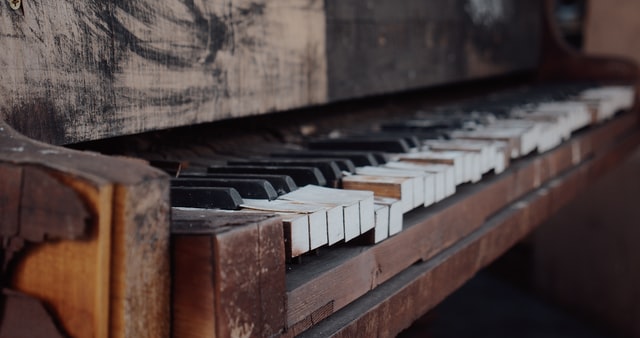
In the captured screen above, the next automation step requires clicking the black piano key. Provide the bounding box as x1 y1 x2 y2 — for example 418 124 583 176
307 137 411 153
228 159 343 182
271 150 379 167
171 186 243 210
207 165 327 187
382 120 454 132
178 173 298 195
349 133 422 148
330 158 357 173
172 178 278 200
381 119 466 133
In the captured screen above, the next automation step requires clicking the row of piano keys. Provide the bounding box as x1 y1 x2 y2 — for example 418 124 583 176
151 83 633 260
155 82 637 338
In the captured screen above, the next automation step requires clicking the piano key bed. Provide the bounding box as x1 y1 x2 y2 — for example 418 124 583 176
160 84 640 336
168 84 633 259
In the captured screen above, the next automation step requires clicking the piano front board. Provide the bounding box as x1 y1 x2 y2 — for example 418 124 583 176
0 0 540 145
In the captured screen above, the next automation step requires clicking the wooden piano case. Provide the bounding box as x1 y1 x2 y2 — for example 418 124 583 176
0 0 638 337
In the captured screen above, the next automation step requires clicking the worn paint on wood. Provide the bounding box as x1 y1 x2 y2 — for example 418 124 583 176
325 0 541 100
171 208 285 338
0 0 543 145
0 0 326 144
0 121 170 338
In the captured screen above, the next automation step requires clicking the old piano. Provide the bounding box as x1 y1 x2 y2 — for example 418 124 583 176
0 0 638 337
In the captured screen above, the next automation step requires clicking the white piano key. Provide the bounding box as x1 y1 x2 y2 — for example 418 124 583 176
355 166 427 207
344 188 377 236
372 204 389 244
451 128 522 158
241 199 329 250
280 213 311 257
342 175 413 213
423 172 436 206
396 151 464 185
469 152 483 183
426 149 475 183
512 109 573 141
280 185 374 241
423 139 491 175
533 101 592 132
580 86 634 121
384 161 455 199
325 204 345 244
383 161 443 201
375 197 403 236
489 119 542 155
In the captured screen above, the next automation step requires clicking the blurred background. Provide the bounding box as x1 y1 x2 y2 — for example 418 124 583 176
401 1 640 337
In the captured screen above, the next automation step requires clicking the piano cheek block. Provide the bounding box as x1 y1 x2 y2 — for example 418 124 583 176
171 209 286 338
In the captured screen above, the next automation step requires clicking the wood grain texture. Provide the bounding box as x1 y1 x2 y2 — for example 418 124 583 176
326 0 541 100
172 236 216 338
110 179 170 338
0 121 170 338
0 0 542 145
297 128 640 338
0 0 326 145
171 209 285 338
284 113 638 330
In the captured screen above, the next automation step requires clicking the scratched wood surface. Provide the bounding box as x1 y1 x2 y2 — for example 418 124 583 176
0 0 540 145
171 208 285 338
0 121 170 338
325 0 541 100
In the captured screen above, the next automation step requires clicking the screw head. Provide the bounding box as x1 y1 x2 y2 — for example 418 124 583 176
8 0 20 10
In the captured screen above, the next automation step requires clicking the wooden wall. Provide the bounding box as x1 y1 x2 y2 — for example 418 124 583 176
0 0 541 145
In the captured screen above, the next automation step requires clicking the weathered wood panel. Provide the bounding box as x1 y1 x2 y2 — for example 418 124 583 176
0 121 170 338
171 209 285 338
326 0 541 100
0 0 542 145
0 0 326 144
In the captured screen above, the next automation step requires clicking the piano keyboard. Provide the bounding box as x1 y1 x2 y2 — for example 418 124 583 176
167 84 633 260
